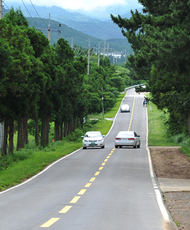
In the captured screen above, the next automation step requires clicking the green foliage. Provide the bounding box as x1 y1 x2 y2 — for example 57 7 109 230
65 128 84 142
111 0 190 136
0 8 134 154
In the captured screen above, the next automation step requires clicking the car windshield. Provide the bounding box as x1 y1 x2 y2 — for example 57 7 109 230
119 132 133 137
122 105 129 108
85 133 102 138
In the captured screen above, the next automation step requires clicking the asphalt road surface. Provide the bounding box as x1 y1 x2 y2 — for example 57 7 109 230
0 88 170 230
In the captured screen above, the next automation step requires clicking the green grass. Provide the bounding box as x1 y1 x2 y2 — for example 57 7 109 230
2 91 188 192
0 92 126 191
147 100 178 146
105 92 126 118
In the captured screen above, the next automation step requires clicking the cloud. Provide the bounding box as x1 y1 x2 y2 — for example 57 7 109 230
8 0 135 11
60 0 127 11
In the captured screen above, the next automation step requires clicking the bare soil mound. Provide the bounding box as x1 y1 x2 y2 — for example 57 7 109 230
149 147 190 230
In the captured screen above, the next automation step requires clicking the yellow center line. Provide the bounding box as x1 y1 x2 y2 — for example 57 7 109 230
102 162 106 166
90 177 96 182
94 171 100 176
85 183 92 187
40 218 60 228
70 196 80 203
59 206 72 214
99 167 103 170
128 93 136 131
78 189 87 195
107 156 110 159
104 159 108 162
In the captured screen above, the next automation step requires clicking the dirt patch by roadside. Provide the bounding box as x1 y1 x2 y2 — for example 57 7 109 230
149 147 190 230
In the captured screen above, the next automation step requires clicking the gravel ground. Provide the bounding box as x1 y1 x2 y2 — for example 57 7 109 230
149 147 190 230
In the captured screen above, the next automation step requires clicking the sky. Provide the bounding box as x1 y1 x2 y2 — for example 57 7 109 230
6 0 142 12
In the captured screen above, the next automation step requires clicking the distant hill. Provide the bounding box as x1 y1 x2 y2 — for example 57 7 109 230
27 17 133 54
3 3 134 53
6 4 126 40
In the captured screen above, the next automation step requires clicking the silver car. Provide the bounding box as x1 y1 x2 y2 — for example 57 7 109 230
115 131 140 148
82 131 105 149
120 104 130 112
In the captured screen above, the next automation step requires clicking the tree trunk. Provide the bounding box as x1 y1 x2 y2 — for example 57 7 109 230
54 119 60 141
35 118 39 146
17 118 25 150
8 120 14 154
41 116 50 147
64 121 68 137
1 120 8 156
188 117 190 136
23 118 28 145
60 121 63 140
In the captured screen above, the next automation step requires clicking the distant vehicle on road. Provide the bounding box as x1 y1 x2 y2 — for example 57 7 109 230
120 104 130 112
115 131 140 148
82 131 105 149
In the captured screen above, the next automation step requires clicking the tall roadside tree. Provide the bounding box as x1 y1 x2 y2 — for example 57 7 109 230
0 39 12 156
111 0 190 135
0 8 35 152
27 27 50 146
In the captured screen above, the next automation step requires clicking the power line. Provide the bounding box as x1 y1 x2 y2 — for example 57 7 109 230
21 0 40 28
29 0 47 27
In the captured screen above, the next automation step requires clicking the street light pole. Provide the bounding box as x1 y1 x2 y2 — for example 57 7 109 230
101 87 104 119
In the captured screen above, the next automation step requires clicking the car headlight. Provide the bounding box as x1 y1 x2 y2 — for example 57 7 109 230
83 139 88 142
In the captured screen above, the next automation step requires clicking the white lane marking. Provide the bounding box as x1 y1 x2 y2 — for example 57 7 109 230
0 90 129 195
0 148 82 195
146 103 170 221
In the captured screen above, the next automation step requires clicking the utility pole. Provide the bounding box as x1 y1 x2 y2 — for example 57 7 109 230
103 40 106 59
71 37 73 49
38 13 61 43
107 43 109 57
113 55 115 65
101 87 104 119
0 0 3 19
48 13 51 42
87 38 90 75
98 40 100 66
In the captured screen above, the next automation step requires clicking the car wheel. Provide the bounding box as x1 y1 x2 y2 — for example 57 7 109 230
83 147 86 149
101 145 105 149
119 146 122 148
115 145 118 148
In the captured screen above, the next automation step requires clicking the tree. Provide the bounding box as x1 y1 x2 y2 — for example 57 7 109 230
111 0 190 135
0 39 12 156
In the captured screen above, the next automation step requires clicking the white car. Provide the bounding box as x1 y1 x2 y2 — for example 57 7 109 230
82 131 105 149
115 131 140 148
120 104 130 112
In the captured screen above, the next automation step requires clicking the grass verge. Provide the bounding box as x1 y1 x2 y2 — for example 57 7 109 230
147 100 179 146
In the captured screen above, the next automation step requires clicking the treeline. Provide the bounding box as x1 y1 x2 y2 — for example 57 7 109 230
111 0 190 136
0 9 131 156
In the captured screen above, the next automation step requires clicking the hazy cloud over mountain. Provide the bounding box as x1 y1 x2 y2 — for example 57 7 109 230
7 0 142 19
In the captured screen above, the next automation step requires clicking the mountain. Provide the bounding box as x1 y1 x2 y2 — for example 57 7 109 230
6 4 129 40
4 3 135 53
27 17 133 54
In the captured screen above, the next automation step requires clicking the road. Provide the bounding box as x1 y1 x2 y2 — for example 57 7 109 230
0 89 169 230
